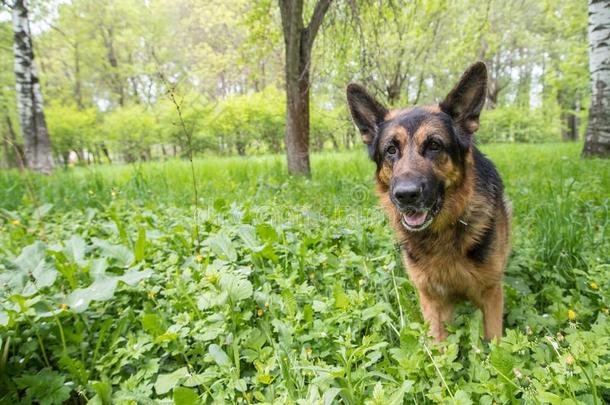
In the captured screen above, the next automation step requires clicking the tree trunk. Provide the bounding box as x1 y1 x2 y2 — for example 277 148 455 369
285 59 311 174
12 0 54 174
279 0 332 176
561 101 579 141
100 142 112 164
2 131 11 169
74 41 84 110
101 26 125 106
236 142 246 156
386 82 400 105
582 0 610 158
2 114 25 169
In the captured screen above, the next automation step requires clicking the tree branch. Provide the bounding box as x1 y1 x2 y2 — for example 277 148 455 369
306 0 332 49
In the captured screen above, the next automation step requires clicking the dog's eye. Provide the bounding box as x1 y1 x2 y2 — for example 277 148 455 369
428 141 442 152
386 145 398 156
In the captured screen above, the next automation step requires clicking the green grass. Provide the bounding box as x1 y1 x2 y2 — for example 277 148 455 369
0 143 608 404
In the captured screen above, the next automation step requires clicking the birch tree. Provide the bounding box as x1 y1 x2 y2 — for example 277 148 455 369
12 0 54 173
582 0 610 158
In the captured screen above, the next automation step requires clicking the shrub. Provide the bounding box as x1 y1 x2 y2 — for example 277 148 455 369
206 87 285 155
478 105 560 143
46 105 98 165
102 105 159 162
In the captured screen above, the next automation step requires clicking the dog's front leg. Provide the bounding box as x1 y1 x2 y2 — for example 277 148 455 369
481 285 504 341
419 292 454 341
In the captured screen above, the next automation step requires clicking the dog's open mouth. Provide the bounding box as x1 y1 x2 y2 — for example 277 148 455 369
400 209 433 231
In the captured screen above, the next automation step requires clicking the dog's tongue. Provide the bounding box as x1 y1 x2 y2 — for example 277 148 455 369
403 211 427 226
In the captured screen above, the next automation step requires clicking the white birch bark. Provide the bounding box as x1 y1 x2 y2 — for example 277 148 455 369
583 0 610 157
12 0 54 173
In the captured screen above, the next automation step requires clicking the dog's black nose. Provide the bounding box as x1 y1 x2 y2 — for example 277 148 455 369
393 180 424 205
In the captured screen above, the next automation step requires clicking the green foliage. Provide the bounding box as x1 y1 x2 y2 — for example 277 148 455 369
0 144 608 403
0 0 591 169
14 369 72 405
103 105 159 162
206 87 286 155
46 105 98 163
479 106 561 143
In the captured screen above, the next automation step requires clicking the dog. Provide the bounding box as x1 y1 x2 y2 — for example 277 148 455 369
346 62 510 341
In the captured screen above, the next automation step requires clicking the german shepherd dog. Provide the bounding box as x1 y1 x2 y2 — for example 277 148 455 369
346 62 510 341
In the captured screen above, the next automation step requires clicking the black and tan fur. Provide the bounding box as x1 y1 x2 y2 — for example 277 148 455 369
347 62 510 341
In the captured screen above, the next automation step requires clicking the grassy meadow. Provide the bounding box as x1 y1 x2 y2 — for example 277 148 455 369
0 143 609 404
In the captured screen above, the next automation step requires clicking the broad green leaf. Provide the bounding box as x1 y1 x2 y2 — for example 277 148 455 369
33 203 53 220
118 267 153 285
66 268 151 312
141 313 166 337
67 278 118 312
90 258 108 280
454 390 473 405
312 300 327 312
538 391 563 404
31 260 57 290
64 235 87 267
208 233 237 261
256 223 278 243
219 273 252 302
89 380 112 405
14 242 57 294
323 387 342 405
134 227 146 263
0 311 8 326
208 344 230 367
14 241 46 273
183 372 214 387
173 386 200 405
154 367 190 395
238 225 265 252
213 198 227 211
489 345 515 378
387 380 414 405
333 284 349 310
14 369 71 405
92 238 134 267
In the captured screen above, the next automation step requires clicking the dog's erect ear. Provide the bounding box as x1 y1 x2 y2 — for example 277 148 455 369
346 83 388 144
440 62 487 133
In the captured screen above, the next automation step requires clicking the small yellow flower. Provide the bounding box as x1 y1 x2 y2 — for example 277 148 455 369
305 347 312 356
567 309 577 321
590 282 598 290
602 307 609 315
264 302 269 308
565 354 575 366
195 255 204 263
59 303 68 310
257 308 264 317
148 290 156 299
10 219 20 226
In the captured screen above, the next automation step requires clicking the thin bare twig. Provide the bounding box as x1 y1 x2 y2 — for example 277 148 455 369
151 50 200 250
